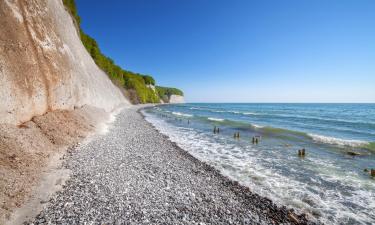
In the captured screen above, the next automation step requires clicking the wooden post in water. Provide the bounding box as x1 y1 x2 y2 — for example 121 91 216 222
298 148 306 157
213 126 217 134
252 137 255 144
217 127 220 133
254 135 261 143
371 169 375 177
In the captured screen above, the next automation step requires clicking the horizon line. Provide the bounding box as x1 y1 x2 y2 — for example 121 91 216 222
184 102 375 104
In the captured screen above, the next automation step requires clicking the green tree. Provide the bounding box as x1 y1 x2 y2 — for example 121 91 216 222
63 0 181 105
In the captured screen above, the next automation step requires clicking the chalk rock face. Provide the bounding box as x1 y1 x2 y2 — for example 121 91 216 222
0 0 128 125
169 95 185 103
146 84 156 92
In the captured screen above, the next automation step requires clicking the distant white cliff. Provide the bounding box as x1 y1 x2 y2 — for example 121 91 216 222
169 95 185 103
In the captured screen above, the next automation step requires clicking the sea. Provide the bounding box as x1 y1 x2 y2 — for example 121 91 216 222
142 103 375 225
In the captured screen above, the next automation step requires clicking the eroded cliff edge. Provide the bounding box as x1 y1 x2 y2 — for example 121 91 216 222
0 0 129 222
0 0 128 125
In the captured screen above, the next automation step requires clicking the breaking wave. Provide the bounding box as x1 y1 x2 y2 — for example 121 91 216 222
172 112 193 117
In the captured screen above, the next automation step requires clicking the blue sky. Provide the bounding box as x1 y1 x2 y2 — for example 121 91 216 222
76 0 375 103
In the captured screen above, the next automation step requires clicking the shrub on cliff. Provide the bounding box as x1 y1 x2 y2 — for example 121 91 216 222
123 72 159 103
142 75 155 86
63 0 160 104
156 86 184 102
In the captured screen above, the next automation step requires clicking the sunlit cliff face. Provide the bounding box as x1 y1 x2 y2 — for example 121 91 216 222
0 0 127 125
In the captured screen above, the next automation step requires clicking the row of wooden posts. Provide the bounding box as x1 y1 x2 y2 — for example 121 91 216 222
214 125 375 178
214 127 261 144
178 119 375 178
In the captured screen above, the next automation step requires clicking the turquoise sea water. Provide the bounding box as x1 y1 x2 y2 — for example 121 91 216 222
143 103 375 224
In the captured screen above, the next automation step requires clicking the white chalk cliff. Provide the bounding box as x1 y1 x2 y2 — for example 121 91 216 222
169 95 185 103
0 0 129 125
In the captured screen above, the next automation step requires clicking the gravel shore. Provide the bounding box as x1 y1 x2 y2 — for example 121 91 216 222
27 106 315 225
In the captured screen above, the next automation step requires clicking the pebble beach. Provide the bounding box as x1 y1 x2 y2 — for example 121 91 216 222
27 106 314 225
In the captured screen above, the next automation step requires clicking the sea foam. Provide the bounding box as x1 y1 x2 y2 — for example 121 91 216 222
208 117 224 122
143 107 375 225
172 112 193 117
307 133 368 147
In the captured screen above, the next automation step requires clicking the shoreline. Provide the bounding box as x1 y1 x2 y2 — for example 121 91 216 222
2 105 315 224
139 106 314 225
30 105 315 224
144 103 375 224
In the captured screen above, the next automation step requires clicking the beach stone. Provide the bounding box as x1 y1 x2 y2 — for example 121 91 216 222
26 106 315 225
